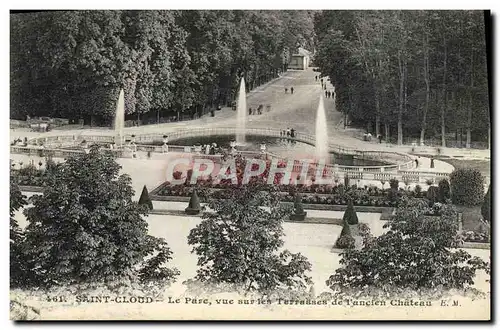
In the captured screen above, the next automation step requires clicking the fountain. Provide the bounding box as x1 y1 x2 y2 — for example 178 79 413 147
114 89 125 149
236 77 246 145
315 94 330 163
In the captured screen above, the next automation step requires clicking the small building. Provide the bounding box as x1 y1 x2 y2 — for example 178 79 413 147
288 47 312 70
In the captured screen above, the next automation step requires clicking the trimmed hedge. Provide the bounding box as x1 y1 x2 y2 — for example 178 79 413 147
450 168 484 206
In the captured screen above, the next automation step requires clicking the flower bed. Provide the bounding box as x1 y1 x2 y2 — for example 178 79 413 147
462 230 490 243
151 180 423 208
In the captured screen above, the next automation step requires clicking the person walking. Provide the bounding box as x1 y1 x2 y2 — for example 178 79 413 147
285 87 288 94
286 128 291 137
415 158 419 168
320 78 323 85
325 90 328 98
290 87 294 94
290 128 295 138
248 107 252 115
315 76 318 82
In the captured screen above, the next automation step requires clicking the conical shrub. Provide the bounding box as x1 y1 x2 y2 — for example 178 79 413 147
185 189 201 215
335 220 355 249
343 200 359 225
290 193 307 221
138 185 153 211
294 193 305 215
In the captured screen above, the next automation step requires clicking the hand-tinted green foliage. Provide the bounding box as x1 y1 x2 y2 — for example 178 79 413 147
327 197 489 297
481 185 491 222
187 185 312 295
450 168 485 206
19 146 179 288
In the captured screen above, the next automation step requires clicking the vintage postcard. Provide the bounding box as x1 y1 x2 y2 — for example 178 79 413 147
9 9 491 321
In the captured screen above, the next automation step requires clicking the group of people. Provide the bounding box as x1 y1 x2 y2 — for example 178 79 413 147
363 132 384 144
199 143 220 155
284 87 294 94
12 137 28 146
315 76 332 92
280 127 296 138
248 104 269 115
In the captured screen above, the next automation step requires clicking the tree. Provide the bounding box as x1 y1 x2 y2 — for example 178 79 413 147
327 197 489 297
481 185 491 222
10 177 27 287
187 185 312 295
438 179 451 202
450 168 485 206
313 11 490 147
138 185 153 211
21 146 179 288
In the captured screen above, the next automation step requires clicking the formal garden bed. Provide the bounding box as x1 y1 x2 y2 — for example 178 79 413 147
11 157 490 245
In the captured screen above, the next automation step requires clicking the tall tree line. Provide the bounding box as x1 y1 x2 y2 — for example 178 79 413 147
10 10 316 125
314 10 490 147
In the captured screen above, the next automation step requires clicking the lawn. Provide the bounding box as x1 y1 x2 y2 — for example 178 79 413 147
436 157 491 179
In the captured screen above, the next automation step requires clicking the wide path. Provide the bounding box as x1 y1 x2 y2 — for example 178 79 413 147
11 67 489 163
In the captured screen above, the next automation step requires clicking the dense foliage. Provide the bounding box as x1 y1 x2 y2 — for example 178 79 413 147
187 185 312 295
450 168 485 206
10 178 27 287
438 178 451 202
481 184 491 222
426 186 439 206
327 197 489 297
11 10 316 124
15 146 179 289
314 10 490 147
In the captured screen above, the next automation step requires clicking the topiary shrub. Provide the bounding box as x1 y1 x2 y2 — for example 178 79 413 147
138 185 153 211
389 178 399 190
426 186 439 206
414 185 422 198
335 221 355 249
450 168 484 206
481 185 491 222
335 235 355 249
290 193 307 221
437 179 451 202
343 200 359 225
185 189 201 215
